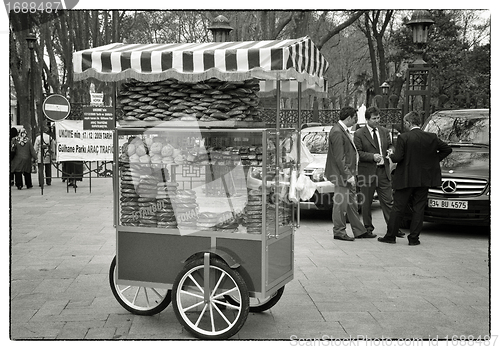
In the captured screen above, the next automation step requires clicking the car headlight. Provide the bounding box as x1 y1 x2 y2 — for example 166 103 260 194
311 168 325 182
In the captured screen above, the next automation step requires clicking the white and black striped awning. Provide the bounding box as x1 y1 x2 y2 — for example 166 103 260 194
73 36 329 89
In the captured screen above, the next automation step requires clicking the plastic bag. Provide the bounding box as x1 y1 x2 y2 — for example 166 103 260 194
288 169 298 204
286 134 315 170
296 171 317 201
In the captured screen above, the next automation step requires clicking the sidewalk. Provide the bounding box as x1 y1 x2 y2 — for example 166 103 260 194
9 177 490 340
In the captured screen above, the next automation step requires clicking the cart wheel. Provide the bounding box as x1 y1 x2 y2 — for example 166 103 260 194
172 256 250 339
109 256 171 316
225 286 285 313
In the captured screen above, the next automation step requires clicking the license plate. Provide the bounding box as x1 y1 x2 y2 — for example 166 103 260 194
428 199 468 210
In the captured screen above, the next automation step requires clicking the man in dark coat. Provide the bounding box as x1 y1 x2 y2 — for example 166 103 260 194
378 111 452 245
325 106 372 241
354 106 397 237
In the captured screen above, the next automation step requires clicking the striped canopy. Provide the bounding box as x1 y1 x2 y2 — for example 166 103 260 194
73 36 329 89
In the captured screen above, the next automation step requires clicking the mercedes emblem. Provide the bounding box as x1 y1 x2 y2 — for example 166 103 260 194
441 180 457 193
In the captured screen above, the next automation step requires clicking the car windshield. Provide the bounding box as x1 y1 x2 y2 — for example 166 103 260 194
423 115 489 145
302 131 329 154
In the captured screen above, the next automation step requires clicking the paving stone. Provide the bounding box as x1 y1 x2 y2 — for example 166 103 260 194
34 299 69 316
84 327 118 339
275 320 347 339
10 309 38 324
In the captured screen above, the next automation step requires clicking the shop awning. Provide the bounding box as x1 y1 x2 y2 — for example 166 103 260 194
73 36 329 89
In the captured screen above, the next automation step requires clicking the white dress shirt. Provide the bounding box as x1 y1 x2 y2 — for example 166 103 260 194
369 125 384 165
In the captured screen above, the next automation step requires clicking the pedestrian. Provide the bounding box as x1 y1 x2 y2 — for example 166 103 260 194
34 125 56 186
378 111 452 245
62 161 83 188
325 106 374 241
353 106 404 238
10 128 37 190
10 127 19 186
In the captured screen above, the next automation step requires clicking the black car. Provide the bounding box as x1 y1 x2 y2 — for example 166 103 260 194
416 109 490 226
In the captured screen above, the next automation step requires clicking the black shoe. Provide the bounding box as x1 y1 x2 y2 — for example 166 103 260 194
396 231 405 238
334 234 355 241
17 186 22 190
27 186 33 189
378 236 396 244
408 240 420 246
357 232 377 238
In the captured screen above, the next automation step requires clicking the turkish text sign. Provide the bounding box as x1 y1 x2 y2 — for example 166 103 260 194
83 106 115 130
55 120 113 161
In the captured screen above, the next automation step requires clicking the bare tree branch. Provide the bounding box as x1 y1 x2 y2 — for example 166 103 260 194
316 10 366 50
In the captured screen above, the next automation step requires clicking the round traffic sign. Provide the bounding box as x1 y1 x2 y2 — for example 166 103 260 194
42 94 71 121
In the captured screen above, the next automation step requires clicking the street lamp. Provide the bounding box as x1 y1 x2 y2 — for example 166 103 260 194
380 82 390 108
406 10 435 44
404 10 434 125
26 32 36 49
208 15 233 43
26 32 44 193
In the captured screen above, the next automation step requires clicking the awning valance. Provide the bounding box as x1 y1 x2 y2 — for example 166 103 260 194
73 36 329 89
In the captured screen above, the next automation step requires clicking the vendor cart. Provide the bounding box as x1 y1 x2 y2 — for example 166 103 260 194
73 36 329 339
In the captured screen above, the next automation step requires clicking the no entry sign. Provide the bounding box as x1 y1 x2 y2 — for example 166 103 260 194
42 94 71 121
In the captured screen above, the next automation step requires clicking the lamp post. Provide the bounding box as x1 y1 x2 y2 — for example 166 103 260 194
26 32 43 193
26 32 36 137
208 15 233 43
380 82 390 108
404 10 435 126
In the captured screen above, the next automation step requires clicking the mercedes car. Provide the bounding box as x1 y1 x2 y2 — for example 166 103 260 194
419 109 490 226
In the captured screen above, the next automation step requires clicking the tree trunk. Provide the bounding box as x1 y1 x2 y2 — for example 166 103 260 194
363 14 379 99
92 10 99 46
293 11 311 38
9 17 34 137
373 11 393 89
260 11 270 39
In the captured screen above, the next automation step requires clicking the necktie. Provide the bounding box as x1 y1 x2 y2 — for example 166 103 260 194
372 128 382 155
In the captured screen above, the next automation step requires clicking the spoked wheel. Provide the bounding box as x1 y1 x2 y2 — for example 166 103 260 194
109 256 172 316
172 255 250 339
225 286 285 313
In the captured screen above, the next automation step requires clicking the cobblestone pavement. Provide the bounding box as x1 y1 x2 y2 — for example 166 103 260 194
9 177 491 341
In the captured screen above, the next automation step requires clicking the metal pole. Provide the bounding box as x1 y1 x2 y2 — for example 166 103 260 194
29 42 44 195
89 161 92 193
275 78 281 239
296 82 302 227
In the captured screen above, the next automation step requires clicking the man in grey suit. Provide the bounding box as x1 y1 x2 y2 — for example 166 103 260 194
325 106 373 241
354 106 402 238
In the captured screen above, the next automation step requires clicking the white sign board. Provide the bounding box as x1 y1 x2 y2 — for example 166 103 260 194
55 120 114 161
90 92 104 106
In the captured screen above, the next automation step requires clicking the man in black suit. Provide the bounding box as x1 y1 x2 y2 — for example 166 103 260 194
325 106 373 241
378 111 452 245
354 106 397 237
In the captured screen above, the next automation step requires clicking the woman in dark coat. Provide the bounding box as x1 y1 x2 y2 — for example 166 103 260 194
10 127 18 186
11 129 37 190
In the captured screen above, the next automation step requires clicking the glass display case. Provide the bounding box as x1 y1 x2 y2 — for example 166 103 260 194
114 125 295 239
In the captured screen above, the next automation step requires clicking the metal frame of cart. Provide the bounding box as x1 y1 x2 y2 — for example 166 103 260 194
73 36 330 340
